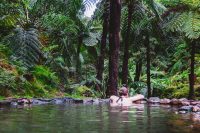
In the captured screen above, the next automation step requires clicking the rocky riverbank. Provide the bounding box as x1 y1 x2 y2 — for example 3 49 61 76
1 97 200 114
0 97 110 107
147 97 200 113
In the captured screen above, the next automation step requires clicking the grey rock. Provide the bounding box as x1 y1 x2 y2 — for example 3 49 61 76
93 99 100 104
11 102 18 106
32 99 51 105
37 98 54 102
178 106 193 112
0 100 11 106
148 97 160 103
17 98 32 105
160 98 171 104
73 99 83 104
196 104 200 107
193 106 200 112
83 98 94 104
83 99 100 104
178 98 190 105
51 99 65 104
179 110 187 114
191 101 200 105
179 98 188 102
171 98 179 105
99 99 109 103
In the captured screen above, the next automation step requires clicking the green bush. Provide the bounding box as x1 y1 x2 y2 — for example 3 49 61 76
73 85 95 97
0 68 16 96
32 65 59 88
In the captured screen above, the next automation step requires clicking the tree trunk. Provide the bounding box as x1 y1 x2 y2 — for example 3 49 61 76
106 0 121 97
76 36 83 80
189 40 195 100
134 60 142 82
96 1 109 87
122 3 133 86
145 33 151 98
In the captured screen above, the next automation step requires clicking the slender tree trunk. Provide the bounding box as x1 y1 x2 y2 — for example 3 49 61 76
145 33 151 98
134 60 142 82
22 3 29 23
106 0 121 97
122 3 133 86
189 40 195 100
76 36 83 80
96 1 109 87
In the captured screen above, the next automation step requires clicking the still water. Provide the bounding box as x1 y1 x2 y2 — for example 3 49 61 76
0 104 200 133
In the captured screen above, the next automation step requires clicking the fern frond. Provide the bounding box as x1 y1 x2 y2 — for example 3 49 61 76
164 11 200 39
6 28 43 68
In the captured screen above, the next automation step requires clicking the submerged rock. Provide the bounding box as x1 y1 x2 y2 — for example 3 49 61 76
160 98 171 104
11 102 18 106
178 106 193 113
148 97 160 104
83 99 101 104
0 100 11 106
178 110 187 114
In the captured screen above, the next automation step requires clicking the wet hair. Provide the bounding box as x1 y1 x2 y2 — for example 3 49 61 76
119 87 128 96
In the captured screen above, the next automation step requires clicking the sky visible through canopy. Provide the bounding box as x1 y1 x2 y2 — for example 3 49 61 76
84 0 98 17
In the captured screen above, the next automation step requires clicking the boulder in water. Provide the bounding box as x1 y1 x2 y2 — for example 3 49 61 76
17 98 33 105
32 99 51 105
193 106 200 112
99 99 110 103
191 101 200 105
148 97 160 104
73 99 84 104
51 98 66 104
171 98 179 105
178 106 193 113
178 98 190 106
160 98 171 104
0 100 11 106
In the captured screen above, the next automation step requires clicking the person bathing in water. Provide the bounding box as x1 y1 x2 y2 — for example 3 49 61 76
109 86 145 106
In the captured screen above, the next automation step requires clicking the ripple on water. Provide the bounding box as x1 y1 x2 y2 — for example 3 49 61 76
0 104 199 133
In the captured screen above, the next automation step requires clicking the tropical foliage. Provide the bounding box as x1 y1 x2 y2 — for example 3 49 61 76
0 0 200 99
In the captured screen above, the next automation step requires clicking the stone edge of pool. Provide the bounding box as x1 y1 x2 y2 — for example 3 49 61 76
0 97 200 114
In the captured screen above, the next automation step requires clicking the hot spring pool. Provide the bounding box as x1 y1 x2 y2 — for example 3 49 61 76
0 103 200 133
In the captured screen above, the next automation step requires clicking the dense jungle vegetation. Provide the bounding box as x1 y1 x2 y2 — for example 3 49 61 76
0 0 200 100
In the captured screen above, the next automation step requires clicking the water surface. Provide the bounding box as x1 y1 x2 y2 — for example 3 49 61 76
0 104 200 133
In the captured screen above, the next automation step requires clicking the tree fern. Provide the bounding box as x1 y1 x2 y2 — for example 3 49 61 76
6 28 43 68
162 0 200 39
41 13 78 35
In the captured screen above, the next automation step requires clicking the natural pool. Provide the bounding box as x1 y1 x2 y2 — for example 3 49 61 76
0 104 200 133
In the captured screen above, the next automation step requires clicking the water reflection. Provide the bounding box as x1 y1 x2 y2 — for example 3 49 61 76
0 104 199 133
